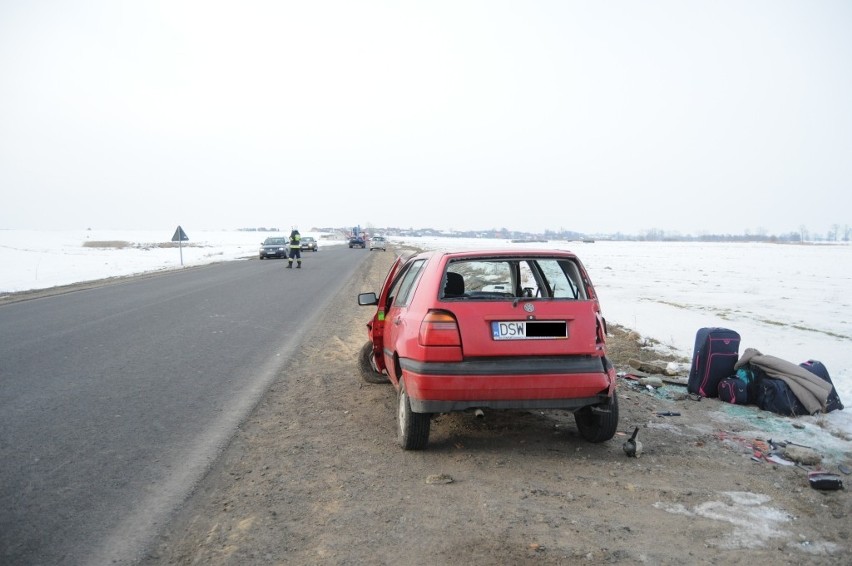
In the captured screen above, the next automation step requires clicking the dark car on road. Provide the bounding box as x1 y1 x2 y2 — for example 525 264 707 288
300 236 318 252
349 236 366 249
259 237 288 259
358 249 617 450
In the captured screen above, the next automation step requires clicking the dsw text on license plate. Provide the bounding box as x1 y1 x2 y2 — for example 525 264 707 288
491 321 567 340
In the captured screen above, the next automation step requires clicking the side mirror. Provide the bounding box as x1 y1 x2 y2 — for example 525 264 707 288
358 292 378 306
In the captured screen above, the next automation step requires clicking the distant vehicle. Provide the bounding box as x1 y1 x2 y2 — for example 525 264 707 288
357 248 617 450
300 236 318 252
259 237 288 259
349 236 366 249
369 236 387 251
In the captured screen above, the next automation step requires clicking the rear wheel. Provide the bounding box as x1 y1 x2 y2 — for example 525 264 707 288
358 341 389 384
574 391 619 443
397 378 430 450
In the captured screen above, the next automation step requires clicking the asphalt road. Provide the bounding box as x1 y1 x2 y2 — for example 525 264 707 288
0 245 369 565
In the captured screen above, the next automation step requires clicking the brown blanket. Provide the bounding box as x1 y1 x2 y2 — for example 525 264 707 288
735 348 832 414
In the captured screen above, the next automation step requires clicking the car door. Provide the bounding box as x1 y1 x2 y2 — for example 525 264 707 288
381 258 427 384
365 255 404 374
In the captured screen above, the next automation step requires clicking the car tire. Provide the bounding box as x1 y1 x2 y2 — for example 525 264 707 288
398 378 430 450
359 341 389 384
574 391 619 443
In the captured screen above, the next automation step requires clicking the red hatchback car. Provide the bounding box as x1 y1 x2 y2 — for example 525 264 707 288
358 249 618 450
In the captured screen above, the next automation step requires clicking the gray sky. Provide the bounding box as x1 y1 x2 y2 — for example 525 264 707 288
1 1 850 236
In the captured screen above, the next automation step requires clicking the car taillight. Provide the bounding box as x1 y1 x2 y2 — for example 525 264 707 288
419 310 461 347
596 315 607 347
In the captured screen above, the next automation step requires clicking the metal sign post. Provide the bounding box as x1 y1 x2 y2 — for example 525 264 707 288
171 226 189 266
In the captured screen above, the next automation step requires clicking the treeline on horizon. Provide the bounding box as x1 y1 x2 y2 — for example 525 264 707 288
238 225 850 244
354 225 852 244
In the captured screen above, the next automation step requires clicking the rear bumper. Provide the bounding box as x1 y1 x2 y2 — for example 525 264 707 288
399 356 615 413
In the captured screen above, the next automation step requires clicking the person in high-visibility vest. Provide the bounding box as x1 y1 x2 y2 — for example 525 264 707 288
287 228 302 268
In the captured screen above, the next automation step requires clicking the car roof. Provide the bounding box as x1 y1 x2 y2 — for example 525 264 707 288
408 249 581 262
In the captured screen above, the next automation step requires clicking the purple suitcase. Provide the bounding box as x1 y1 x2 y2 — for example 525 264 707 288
687 328 740 398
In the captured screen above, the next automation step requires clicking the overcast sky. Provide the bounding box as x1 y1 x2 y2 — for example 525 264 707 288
1 1 850 236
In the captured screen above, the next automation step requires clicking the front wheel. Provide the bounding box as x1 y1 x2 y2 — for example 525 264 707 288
398 378 430 450
574 391 619 443
358 341 389 384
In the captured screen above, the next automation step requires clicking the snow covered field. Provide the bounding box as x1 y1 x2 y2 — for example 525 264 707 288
2 229 850 439
0 229 346 292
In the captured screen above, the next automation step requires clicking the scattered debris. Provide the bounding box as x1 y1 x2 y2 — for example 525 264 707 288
656 411 681 417
629 359 668 375
627 358 686 377
425 474 454 485
782 445 822 466
623 427 642 458
807 472 844 491
765 454 795 466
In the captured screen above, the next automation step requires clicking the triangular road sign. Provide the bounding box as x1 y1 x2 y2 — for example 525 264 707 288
172 226 189 242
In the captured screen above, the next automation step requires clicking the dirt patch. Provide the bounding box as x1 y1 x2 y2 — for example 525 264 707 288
142 250 850 565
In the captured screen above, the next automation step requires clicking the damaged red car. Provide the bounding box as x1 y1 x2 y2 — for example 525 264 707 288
357 249 618 450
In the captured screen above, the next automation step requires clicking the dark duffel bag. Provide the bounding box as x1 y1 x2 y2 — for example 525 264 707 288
718 377 750 405
754 372 810 416
687 327 741 398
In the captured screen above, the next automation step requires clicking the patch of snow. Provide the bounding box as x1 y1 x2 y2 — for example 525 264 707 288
654 492 792 549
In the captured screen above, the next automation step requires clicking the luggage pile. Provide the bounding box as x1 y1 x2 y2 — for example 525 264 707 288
687 327 844 416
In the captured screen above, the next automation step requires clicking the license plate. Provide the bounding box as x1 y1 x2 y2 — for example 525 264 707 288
491 321 567 340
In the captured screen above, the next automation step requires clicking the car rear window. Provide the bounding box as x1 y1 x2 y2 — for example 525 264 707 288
442 258 588 300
